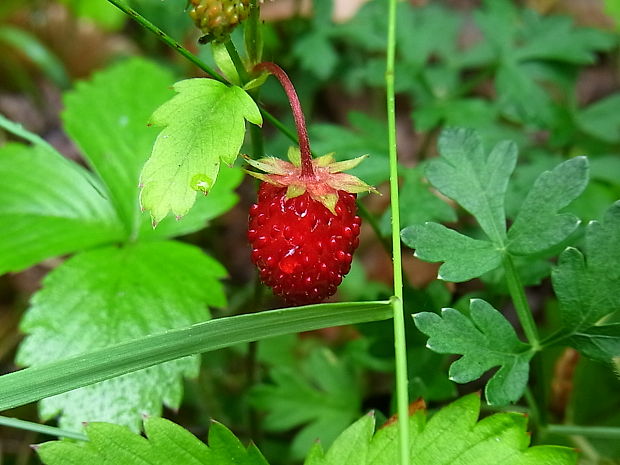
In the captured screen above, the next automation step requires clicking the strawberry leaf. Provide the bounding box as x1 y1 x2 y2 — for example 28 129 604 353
139 79 262 223
306 394 577 465
36 417 269 465
62 58 175 235
62 58 243 239
250 347 362 459
17 241 226 431
0 142 124 275
551 201 620 359
414 299 533 405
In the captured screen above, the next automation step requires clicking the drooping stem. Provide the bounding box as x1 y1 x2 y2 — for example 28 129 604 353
254 62 314 178
386 0 410 463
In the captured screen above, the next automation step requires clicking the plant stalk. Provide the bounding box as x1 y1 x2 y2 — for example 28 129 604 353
0 415 87 441
106 0 298 148
106 0 226 83
386 0 410 463
502 255 541 350
546 424 620 439
254 62 314 178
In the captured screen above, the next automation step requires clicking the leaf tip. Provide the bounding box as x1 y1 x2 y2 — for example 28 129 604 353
30 444 40 451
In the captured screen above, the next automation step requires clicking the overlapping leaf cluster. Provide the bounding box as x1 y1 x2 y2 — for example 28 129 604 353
35 395 577 465
0 58 246 431
401 128 620 406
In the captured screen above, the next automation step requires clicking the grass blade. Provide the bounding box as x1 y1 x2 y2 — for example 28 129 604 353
0 300 392 412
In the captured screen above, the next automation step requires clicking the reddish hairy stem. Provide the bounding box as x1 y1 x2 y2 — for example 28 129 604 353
254 62 314 178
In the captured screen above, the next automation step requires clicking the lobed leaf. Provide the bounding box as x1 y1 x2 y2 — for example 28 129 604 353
401 223 501 282
551 201 620 359
414 299 532 405
140 79 262 223
567 324 620 362
36 417 268 465
426 128 517 243
17 241 226 431
250 347 363 459
507 157 589 254
309 394 577 465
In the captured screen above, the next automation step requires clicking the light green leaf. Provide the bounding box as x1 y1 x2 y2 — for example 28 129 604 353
567 324 620 362
310 394 577 465
0 143 124 275
140 79 262 223
250 347 362 459
139 165 243 240
507 157 588 254
401 223 502 282
426 128 517 243
304 413 375 465
552 201 620 340
36 417 268 465
414 299 532 405
62 58 175 235
17 241 226 431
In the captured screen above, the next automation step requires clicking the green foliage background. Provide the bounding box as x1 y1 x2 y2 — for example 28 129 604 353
0 0 619 464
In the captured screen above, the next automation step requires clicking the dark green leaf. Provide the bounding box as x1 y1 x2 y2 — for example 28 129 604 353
0 143 124 275
310 112 388 186
414 299 532 405
552 201 620 338
426 128 517 243
17 241 226 431
567 324 620 362
250 347 362 459
507 157 588 254
401 223 501 282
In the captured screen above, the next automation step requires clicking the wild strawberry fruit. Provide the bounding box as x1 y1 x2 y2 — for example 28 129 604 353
188 0 250 43
247 148 376 305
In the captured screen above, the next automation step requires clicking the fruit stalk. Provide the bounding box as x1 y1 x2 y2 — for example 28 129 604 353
254 62 314 178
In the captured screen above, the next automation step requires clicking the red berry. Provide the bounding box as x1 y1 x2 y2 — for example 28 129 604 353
249 183 360 305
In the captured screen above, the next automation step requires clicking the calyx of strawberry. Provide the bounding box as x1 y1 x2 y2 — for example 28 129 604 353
245 147 378 214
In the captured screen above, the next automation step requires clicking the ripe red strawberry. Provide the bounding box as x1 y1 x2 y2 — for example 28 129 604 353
247 148 375 305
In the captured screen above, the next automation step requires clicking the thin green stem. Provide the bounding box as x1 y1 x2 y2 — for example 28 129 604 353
224 39 250 83
106 0 226 83
106 0 296 149
386 0 410 463
546 424 620 439
244 0 263 66
503 254 541 351
0 415 87 441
